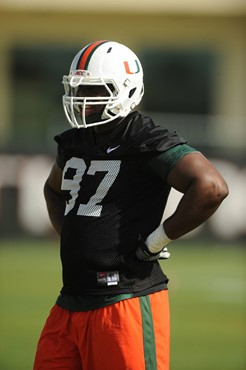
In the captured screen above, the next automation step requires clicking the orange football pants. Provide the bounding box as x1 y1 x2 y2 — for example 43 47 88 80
33 290 170 370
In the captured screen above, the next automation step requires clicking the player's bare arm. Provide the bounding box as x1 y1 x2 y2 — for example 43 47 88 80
136 151 229 261
164 151 229 240
44 162 65 235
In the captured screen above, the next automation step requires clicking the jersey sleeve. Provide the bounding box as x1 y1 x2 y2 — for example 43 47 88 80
129 112 187 153
146 144 198 180
54 129 77 169
54 135 67 169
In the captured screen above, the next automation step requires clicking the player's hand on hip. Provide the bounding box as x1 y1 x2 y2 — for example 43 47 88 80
136 235 170 261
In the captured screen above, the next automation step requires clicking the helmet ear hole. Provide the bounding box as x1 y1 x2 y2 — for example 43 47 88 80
107 83 116 94
129 88 136 98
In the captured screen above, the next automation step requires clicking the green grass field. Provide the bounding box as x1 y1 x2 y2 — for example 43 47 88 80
0 239 245 370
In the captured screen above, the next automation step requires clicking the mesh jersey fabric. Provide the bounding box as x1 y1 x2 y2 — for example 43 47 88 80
56 144 197 311
54 111 186 296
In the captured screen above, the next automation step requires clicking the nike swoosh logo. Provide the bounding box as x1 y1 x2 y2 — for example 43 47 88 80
107 145 120 153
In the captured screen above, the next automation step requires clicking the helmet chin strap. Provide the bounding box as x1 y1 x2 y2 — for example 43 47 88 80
93 116 126 135
85 112 103 125
82 111 125 129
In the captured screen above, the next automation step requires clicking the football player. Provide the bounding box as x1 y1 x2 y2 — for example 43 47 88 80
33 40 228 370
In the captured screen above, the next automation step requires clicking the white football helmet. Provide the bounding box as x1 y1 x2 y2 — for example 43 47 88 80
62 40 144 128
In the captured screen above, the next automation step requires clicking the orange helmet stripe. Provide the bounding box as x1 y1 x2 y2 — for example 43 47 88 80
77 40 108 70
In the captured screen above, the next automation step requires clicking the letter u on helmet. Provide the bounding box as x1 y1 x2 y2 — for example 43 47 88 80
62 40 144 128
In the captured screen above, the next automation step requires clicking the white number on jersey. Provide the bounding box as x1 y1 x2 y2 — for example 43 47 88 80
61 157 121 217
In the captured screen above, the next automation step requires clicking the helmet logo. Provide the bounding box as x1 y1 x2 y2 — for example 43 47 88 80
74 70 88 76
124 60 140 74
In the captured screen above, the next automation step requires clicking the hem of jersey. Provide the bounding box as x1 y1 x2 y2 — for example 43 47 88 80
56 293 133 312
56 283 168 312
60 281 168 297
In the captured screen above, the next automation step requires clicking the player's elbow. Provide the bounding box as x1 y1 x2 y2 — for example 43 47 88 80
200 175 229 209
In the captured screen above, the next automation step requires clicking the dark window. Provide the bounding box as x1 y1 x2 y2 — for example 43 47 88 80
9 45 78 153
141 48 216 115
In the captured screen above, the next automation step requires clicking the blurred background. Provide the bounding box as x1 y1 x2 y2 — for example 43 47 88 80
0 1 245 369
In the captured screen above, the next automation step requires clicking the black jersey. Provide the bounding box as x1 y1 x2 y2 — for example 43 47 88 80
55 111 186 296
